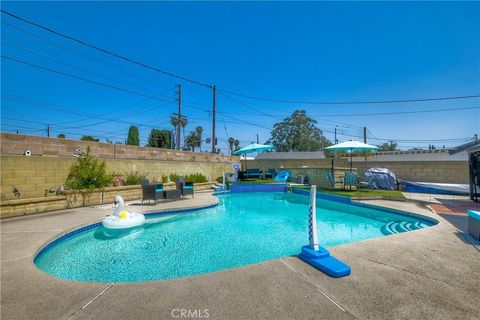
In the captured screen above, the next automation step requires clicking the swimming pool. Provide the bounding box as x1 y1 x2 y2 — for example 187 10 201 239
34 192 436 282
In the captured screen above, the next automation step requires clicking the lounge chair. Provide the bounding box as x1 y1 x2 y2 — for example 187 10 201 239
295 175 309 185
326 171 343 189
263 168 277 179
141 184 164 204
344 172 360 190
246 168 262 179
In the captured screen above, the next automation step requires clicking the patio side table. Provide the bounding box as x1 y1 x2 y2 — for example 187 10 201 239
164 189 182 202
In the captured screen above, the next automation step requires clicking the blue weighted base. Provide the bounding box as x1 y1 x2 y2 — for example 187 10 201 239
298 245 351 278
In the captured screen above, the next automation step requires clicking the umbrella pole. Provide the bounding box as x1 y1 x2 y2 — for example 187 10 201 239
350 149 353 172
245 155 248 180
350 149 353 191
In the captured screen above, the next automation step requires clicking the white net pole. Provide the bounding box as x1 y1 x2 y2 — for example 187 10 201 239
309 185 319 251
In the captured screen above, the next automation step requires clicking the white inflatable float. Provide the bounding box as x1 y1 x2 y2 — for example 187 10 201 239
102 195 145 229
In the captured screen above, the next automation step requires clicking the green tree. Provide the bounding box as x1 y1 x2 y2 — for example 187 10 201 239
195 126 203 151
147 129 172 148
185 131 198 151
65 147 112 190
57 133 66 139
170 116 179 149
126 125 140 146
234 139 240 151
267 110 331 152
80 135 99 142
170 115 188 148
228 137 235 154
180 116 188 145
377 142 398 152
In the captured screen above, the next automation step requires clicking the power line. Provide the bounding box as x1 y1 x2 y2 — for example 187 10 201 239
1 115 174 140
313 106 480 117
1 92 270 134
1 9 212 88
5 10 479 107
0 42 176 127
217 88 480 105
1 20 177 91
2 55 181 105
52 92 174 127
1 123 45 133
178 106 475 143
215 91 480 125
218 91 283 120
1 39 164 94
1 93 175 129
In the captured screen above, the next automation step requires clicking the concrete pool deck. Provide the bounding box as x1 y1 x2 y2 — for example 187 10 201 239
1 192 479 320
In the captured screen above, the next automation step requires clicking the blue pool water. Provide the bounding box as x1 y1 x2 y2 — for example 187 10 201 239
35 192 435 282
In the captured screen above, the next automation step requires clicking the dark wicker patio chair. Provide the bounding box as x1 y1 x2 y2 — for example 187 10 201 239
175 177 194 198
182 181 194 198
141 184 164 204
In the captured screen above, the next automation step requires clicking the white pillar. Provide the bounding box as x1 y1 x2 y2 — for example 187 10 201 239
309 185 319 251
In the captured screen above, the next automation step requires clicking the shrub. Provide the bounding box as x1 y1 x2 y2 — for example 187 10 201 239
185 173 207 183
162 173 207 183
123 171 147 186
169 173 180 183
65 147 113 190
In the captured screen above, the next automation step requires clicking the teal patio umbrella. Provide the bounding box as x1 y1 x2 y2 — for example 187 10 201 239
325 140 379 171
233 143 274 178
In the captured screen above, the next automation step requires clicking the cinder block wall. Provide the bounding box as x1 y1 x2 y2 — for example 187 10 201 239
247 157 468 184
0 133 239 199
0 156 233 199
353 160 468 184
0 133 236 163
248 158 349 172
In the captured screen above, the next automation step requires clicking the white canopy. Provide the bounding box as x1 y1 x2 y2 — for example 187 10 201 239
325 140 379 151
233 143 274 155
326 140 379 172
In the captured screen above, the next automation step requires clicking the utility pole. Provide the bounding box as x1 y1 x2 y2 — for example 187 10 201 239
47 124 50 138
177 84 181 150
212 85 216 153
364 126 367 161
256 133 259 144
334 126 338 144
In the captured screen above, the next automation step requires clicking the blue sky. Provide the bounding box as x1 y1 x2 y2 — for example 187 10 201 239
1 1 479 151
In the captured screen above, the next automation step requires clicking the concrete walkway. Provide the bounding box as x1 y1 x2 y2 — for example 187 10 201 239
1 193 479 320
